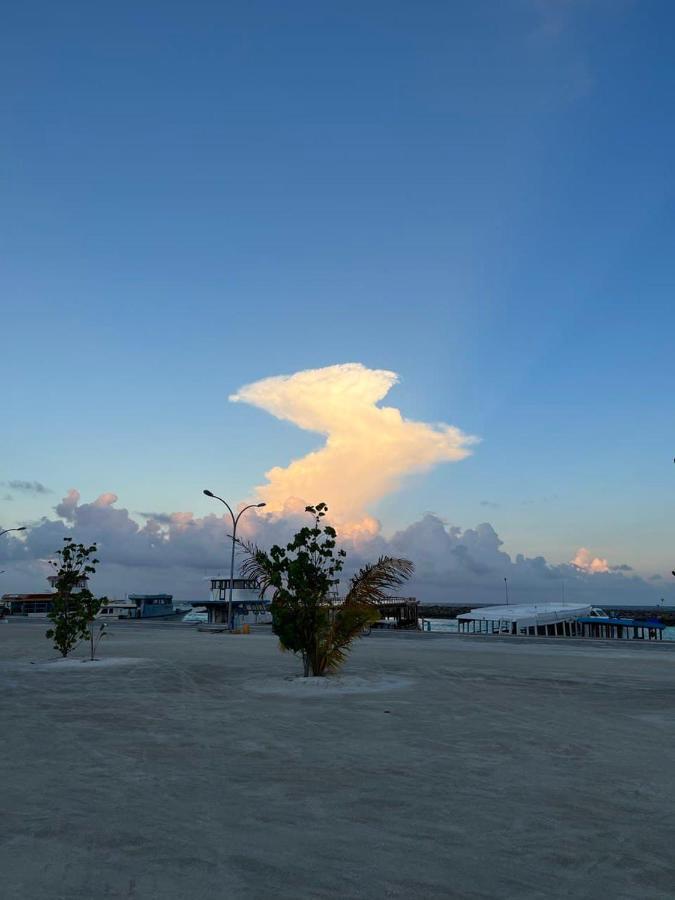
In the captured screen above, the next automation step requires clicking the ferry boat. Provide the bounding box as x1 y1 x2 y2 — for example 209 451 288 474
127 594 174 618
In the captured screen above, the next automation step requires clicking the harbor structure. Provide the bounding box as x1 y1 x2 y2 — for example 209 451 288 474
575 613 665 641
2 592 57 615
2 573 90 615
456 603 665 640
370 596 419 629
190 580 418 630
323 593 419 629
191 578 270 628
2 587 174 619
457 603 593 636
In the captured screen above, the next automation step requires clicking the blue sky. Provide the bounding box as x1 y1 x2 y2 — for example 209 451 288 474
2 0 674 588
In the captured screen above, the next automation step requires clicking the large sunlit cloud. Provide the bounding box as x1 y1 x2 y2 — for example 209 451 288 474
230 363 478 534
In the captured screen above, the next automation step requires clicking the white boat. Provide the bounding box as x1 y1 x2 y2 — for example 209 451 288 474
182 608 208 624
457 603 607 636
97 601 136 620
98 595 176 619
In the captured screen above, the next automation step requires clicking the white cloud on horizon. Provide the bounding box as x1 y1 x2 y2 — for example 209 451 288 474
230 363 478 534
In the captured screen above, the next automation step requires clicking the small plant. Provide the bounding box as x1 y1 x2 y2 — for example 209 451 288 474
46 538 107 659
89 622 108 660
240 503 413 676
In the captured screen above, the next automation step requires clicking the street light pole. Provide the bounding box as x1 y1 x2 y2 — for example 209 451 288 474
504 577 509 606
203 491 265 631
0 527 26 538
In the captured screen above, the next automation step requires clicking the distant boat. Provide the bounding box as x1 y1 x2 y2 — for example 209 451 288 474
182 608 208 624
97 601 136 620
127 594 174 618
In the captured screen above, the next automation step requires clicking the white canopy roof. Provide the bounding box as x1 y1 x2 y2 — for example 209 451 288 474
457 603 592 629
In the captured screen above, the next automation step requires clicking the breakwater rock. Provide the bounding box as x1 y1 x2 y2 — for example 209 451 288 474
419 606 469 620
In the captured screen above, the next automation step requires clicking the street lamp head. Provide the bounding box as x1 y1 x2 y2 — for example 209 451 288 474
16 526 26 532
203 490 214 498
256 503 266 508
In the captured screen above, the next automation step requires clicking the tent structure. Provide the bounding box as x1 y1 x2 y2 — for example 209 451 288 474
457 603 594 637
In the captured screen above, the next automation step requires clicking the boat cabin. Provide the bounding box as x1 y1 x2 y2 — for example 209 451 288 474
127 594 174 618
97 601 137 620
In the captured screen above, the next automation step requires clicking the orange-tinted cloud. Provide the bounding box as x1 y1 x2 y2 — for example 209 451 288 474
230 363 478 533
571 547 610 574
94 492 118 508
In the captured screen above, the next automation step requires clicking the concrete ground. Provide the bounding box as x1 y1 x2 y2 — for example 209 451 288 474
1 620 675 900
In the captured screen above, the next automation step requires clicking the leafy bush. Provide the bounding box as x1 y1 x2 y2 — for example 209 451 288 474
46 538 107 659
241 503 413 676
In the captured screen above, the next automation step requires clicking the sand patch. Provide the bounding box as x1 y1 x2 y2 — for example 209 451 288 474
22 657 148 672
633 711 675 728
244 673 412 697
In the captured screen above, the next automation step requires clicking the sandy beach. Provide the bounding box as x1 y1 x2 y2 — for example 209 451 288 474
1 620 674 899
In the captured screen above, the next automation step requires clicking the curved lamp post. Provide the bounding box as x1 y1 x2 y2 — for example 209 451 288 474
203 491 265 631
0 527 26 538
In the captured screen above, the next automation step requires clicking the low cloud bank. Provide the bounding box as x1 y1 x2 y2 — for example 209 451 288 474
0 491 666 607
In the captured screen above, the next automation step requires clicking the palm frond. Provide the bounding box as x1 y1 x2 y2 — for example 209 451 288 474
344 556 414 607
236 539 279 600
317 603 381 673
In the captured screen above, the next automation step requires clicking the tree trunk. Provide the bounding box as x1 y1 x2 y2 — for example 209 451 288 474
63 596 69 657
303 653 310 677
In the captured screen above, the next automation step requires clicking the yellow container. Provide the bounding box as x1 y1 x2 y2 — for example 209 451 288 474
242 624 250 635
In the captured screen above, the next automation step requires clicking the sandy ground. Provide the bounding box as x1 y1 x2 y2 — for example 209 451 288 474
1 620 675 900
